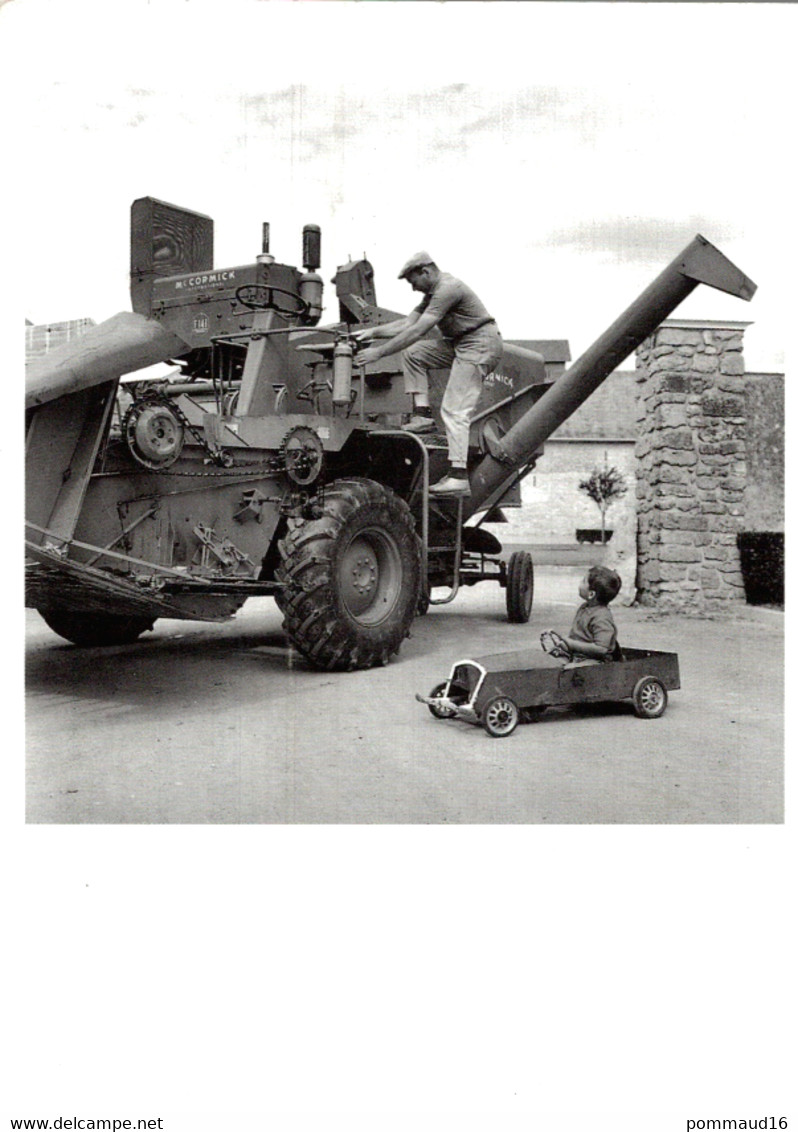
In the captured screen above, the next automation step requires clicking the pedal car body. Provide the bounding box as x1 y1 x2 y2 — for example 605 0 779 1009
416 647 681 737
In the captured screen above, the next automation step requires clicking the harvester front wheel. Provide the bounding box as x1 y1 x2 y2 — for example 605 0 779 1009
39 609 155 647
277 478 422 671
506 551 534 623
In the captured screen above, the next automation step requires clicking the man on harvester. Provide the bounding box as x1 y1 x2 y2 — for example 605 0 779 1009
354 253 503 497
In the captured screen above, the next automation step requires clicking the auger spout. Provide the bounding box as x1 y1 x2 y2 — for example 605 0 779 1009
466 235 756 518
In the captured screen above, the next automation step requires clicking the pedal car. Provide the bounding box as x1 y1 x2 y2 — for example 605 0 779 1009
415 646 680 737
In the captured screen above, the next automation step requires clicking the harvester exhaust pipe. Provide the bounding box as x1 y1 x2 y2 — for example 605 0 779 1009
466 235 757 518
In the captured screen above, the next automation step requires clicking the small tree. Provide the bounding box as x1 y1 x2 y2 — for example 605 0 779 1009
578 466 628 544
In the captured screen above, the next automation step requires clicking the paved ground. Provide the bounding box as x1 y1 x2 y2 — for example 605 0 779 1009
25 567 783 824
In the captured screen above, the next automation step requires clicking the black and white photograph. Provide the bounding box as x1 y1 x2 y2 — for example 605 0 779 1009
4 0 793 1128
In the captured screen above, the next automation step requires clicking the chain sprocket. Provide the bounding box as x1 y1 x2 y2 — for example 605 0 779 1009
281 425 325 486
122 389 232 469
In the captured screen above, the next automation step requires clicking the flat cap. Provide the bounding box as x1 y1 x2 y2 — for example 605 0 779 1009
398 251 434 280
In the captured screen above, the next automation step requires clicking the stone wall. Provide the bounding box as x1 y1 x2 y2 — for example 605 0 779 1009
635 320 749 612
744 373 784 531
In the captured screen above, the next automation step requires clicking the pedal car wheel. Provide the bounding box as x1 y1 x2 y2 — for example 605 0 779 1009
632 676 668 719
428 682 457 719
482 696 520 738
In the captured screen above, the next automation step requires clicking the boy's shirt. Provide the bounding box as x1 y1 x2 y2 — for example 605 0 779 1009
569 601 618 658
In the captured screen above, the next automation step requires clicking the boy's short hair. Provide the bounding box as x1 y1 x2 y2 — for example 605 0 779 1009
588 565 622 604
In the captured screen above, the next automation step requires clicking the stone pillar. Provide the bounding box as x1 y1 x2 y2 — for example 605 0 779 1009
635 319 750 612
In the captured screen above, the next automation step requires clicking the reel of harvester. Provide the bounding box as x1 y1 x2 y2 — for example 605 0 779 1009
123 394 185 469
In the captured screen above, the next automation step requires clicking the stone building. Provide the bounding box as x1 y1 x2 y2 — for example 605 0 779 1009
635 319 783 612
483 367 638 537
25 317 95 360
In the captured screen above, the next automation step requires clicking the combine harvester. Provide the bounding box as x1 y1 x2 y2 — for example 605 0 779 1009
25 198 756 670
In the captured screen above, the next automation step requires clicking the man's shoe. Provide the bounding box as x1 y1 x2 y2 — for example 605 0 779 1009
429 474 471 496
403 414 435 434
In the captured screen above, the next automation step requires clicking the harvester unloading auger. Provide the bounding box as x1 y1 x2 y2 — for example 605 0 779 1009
25 198 756 670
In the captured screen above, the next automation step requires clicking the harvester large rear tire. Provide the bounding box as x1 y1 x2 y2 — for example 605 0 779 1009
39 609 156 647
276 478 422 671
506 551 534 623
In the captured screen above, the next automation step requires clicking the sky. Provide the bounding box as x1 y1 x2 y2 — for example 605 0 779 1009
2 0 793 374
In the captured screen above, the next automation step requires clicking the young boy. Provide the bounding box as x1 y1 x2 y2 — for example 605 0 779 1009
541 565 622 664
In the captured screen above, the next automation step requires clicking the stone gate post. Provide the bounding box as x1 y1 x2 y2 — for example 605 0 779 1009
635 319 751 612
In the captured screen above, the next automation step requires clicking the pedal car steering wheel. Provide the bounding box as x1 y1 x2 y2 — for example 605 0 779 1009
540 630 573 661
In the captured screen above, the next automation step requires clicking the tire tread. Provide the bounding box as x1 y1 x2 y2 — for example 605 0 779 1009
276 478 421 671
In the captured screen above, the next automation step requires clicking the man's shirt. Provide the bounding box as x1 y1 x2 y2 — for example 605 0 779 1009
414 273 494 341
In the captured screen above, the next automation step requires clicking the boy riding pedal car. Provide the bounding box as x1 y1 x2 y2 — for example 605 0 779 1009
541 565 623 667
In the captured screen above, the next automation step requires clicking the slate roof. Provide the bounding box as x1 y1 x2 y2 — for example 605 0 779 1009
550 369 638 440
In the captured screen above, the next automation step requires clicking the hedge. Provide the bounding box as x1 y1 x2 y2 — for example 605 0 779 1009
736 531 784 606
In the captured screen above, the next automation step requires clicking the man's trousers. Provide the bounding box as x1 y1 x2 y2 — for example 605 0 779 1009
401 328 502 466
